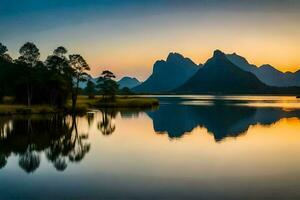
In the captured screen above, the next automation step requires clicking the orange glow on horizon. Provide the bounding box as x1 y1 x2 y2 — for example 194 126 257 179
87 47 300 80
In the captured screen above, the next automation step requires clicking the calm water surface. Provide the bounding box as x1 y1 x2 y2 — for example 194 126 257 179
1 95 300 199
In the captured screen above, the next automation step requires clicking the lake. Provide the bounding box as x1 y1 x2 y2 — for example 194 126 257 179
1 95 300 199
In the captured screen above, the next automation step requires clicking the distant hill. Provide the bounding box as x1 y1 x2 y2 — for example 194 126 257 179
79 78 96 89
175 50 269 94
133 52 200 93
118 77 141 89
227 53 300 87
79 76 141 89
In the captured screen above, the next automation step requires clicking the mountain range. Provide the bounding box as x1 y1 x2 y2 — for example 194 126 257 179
79 76 141 89
227 53 300 87
175 50 269 93
133 50 300 94
81 50 300 94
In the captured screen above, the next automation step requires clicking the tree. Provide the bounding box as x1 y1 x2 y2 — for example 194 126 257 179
18 42 40 65
102 70 116 79
69 54 90 112
46 46 69 73
119 87 134 95
54 46 67 57
84 79 96 99
17 42 41 106
45 47 71 106
0 42 12 62
0 43 8 56
97 70 119 100
0 43 11 101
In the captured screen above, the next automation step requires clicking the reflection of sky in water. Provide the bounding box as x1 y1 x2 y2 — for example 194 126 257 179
179 100 215 106
1 96 300 199
152 95 300 109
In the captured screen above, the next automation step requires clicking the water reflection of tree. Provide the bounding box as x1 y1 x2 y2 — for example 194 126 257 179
0 115 90 173
0 154 7 169
96 109 148 136
98 109 117 136
45 117 90 171
19 148 40 173
0 117 10 169
86 112 94 128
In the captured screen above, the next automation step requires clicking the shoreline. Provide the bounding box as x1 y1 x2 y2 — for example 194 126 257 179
0 96 159 116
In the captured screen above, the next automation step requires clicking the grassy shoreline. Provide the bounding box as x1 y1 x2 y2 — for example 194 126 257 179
0 96 159 115
0 105 60 115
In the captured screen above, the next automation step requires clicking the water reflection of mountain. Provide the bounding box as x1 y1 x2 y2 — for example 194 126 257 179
0 115 90 173
147 104 300 141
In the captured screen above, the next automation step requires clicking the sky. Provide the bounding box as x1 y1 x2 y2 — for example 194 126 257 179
1 0 300 80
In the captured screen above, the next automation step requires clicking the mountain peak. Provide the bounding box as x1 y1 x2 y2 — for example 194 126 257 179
259 64 279 72
165 52 197 68
166 52 185 62
120 76 139 82
118 76 141 89
226 52 258 73
260 64 273 68
133 52 198 92
213 49 225 57
227 53 249 63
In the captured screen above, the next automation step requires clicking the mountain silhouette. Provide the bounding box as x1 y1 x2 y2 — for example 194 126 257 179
133 52 199 93
147 102 300 141
80 76 141 89
227 53 300 87
175 50 269 94
118 76 141 89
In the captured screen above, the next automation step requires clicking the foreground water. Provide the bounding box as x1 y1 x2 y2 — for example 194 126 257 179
1 95 300 199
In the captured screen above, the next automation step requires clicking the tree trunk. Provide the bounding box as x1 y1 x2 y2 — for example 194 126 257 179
71 78 80 114
27 84 32 107
50 88 57 106
72 91 77 114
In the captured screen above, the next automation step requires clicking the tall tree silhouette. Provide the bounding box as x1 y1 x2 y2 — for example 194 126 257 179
85 79 96 99
45 46 71 106
0 43 10 101
0 42 8 56
17 42 41 106
69 54 90 112
97 70 119 100
0 43 12 62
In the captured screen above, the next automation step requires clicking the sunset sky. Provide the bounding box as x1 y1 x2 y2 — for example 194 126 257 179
1 0 300 80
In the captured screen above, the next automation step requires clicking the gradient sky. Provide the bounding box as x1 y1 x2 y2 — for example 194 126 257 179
1 0 300 80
